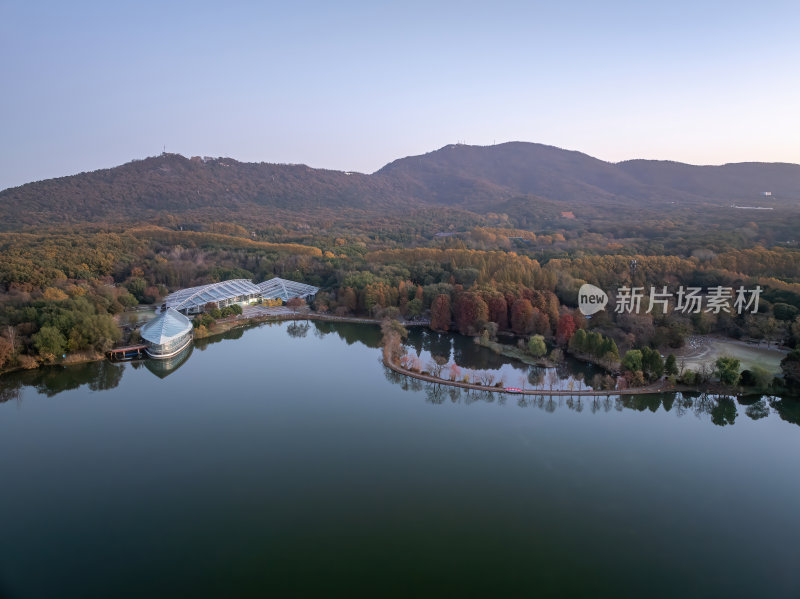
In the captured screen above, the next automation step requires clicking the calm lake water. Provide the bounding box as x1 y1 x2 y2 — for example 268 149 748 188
1 321 799 598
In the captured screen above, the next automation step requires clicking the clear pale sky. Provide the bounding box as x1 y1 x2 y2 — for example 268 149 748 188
1 0 799 190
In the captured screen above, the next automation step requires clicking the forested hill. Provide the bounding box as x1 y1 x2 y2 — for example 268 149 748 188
376 142 648 207
377 142 800 207
0 154 409 229
2 142 799 229
616 159 800 201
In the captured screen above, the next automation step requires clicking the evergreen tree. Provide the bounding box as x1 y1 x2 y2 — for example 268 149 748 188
780 349 800 392
569 329 587 353
641 347 664 380
622 349 643 373
665 354 678 376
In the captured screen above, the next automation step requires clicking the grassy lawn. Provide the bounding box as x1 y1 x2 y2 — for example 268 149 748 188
676 336 787 374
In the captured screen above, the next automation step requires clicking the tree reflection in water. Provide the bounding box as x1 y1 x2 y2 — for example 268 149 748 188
0 344 199 401
447 386 461 404
312 321 382 348
527 366 545 388
384 369 800 428
425 383 446 405
0 380 21 405
746 399 770 420
711 396 737 426
770 396 800 425
286 322 310 338
4 322 799 431
393 329 800 427
0 360 125 401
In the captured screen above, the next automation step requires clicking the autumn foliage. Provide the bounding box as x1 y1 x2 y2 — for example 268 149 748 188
556 314 577 347
430 295 451 331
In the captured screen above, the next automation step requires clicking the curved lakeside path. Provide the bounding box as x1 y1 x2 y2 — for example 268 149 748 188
383 357 673 397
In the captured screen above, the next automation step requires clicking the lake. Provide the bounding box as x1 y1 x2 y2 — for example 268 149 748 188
1 321 799 598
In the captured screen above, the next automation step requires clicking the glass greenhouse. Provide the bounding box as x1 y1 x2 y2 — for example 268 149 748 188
257 277 319 302
140 308 193 359
164 279 261 314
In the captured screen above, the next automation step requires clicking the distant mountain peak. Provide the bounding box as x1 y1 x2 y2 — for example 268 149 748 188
1 143 798 229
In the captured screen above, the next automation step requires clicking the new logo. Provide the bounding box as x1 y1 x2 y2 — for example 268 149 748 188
578 284 608 316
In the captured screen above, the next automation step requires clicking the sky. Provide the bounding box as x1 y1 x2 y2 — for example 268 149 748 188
1 0 799 190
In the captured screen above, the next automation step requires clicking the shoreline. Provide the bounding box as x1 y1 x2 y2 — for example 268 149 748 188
383 355 673 397
197 310 430 340
0 312 790 399
0 311 428 377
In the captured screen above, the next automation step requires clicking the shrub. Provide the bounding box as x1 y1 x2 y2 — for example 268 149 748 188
33 325 66 358
715 356 741 387
527 335 547 358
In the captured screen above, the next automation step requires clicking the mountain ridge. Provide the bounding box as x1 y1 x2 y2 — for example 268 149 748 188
1 142 798 229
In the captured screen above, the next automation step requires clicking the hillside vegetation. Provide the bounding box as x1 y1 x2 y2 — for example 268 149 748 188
1 143 799 393
3 142 799 230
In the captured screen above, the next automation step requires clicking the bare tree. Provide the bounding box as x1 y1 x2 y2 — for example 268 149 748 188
447 387 461 403
426 384 446 404
547 369 559 391
4 325 17 350
428 360 445 378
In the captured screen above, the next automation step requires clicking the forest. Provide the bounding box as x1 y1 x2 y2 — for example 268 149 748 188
1 144 799 392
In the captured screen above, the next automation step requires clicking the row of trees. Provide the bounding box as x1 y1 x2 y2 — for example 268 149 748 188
429 289 562 336
616 347 800 396
568 329 620 368
621 348 676 385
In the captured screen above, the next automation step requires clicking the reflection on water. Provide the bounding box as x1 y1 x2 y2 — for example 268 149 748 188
0 360 125 403
381 364 800 427
143 345 194 379
312 320 383 348
2 319 800 598
193 326 245 350
1 320 799 429
0 346 193 401
404 327 600 392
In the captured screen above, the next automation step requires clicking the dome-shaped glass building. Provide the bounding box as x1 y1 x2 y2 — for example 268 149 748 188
140 308 193 359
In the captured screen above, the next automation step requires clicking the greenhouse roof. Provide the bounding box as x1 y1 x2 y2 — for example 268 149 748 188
164 279 261 312
140 308 192 344
257 277 319 301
